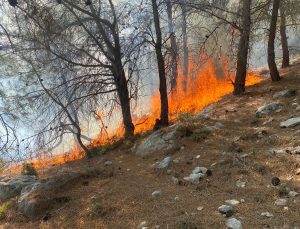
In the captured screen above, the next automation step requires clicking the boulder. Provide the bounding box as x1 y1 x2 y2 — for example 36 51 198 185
0 175 36 203
134 125 180 156
256 102 282 117
18 170 87 218
280 117 300 128
273 89 297 99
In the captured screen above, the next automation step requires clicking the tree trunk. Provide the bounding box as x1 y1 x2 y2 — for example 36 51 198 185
233 0 252 95
166 0 178 91
113 59 135 138
111 24 135 138
268 0 281 82
280 3 290 68
151 0 169 126
181 4 189 91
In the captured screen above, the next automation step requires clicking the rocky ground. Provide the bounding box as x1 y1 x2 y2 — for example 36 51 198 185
1 65 300 229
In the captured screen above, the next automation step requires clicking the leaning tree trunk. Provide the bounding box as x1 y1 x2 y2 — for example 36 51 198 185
268 0 281 81
151 0 169 126
233 0 252 95
166 0 178 91
181 4 189 92
280 3 290 68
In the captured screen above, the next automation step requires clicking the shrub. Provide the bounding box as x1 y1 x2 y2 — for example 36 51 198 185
21 162 37 176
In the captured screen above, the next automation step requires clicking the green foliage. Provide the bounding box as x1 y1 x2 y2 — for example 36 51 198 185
277 185 289 197
0 200 12 220
21 162 37 176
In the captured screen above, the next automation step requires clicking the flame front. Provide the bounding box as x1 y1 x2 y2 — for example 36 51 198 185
6 57 262 172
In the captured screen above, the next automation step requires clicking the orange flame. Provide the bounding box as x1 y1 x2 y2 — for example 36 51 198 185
5 57 262 173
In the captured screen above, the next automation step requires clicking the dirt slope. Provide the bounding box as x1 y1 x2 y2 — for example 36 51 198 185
2 65 300 229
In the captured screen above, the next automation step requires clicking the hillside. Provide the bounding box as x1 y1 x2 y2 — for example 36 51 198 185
1 65 300 229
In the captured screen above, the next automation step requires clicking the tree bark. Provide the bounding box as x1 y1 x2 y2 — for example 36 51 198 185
113 58 135 138
280 3 290 68
268 0 281 82
166 0 178 90
233 0 252 95
181 4 189 91
151 0 169 126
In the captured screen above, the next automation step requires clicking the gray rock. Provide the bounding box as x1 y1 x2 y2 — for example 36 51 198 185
152 190 161 197
256 102 282 117
139 221 148 229
288 191 299 197
156 157 173 169
192 167 208 174
226 218 242 229
296 106 300 112
261 212 274 218
275 198 288 206
273 89 297 99
18 170 82 218
171 176 179 185
213 122 224 129
104 161 113 166
184 173 205 184
0 175 37 202
225 199 240 206
218 205 233 214
236 180 246 188
280 117 300 128
134 125 180 156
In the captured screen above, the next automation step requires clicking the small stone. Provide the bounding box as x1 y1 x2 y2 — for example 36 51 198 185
195 155 201 159
180 146 185 150
240 199 245 203
226 218 242 229
197 206 204 211
192 167 208 174
152 191 161 197
284 206 289 211
173 159 179 164
139 221 147 229
236 180 246 188
275 198 288 206
261 212 274 218
156 157 173 169
271 177 281 186
288 191 299 197
174 196 179 201
171 176 179 185
218 205 233 215
292 103 299 107
184 173 205 184
296 106 300 112
225 199 240 206
104 161 113 166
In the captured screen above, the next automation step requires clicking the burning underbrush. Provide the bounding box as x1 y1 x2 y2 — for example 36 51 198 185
6 58 262 172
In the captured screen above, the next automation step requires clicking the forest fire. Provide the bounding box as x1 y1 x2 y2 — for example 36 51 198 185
7 58 262 172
